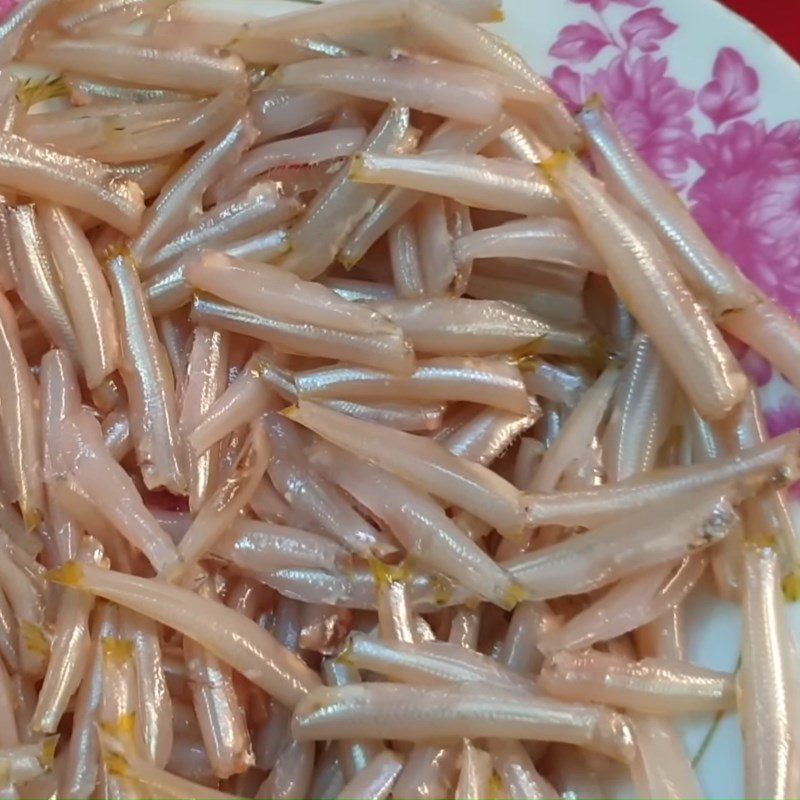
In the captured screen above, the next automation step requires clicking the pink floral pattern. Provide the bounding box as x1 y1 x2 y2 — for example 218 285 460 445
550 5 694 182
698 48 760 127
570 0 648 11
549 0 800 437
690 120 800 319
727 337 774 387
765 396 800 439
550 22 613 63
619 8 677 52
553 53 695 180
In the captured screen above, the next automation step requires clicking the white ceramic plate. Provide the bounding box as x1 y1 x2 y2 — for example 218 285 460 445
495 1 800 796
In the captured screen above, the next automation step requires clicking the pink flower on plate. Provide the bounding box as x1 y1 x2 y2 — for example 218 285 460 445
620 8 678 53
550 65 585 110
689 120 800 318
549 22 612 64
569 0 648 10
552 54 696 180
699 48 759 128
0 0 16 14
726 336 773 387
740 349 774 387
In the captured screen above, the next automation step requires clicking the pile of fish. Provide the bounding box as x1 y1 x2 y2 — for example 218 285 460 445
0 0 794 797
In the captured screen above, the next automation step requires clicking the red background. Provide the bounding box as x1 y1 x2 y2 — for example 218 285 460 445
723 0 800 61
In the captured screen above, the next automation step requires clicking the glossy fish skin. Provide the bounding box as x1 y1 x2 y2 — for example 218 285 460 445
107 251 187 495
280 104 416 280
132 114 257 263
191 294 415 375
292 682 636 763
579 100 755 315
309 440 518 606
539 650 735 715
603 334 674 482
352 151 565 217
0 293 43 529
371 298 594 358
740 547 800 799
454 216 605 273
27 33 247 94
48 561 322 707
7 204 80 364
523 431 800 529
506 492 739 599
0 133 143 234
288 401 525 536
278 56 503 125
544 153 746 420
39 204 120 389
295 357 530 414
340 117 508 266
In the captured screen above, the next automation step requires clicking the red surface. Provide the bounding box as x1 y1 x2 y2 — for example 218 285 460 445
722 0 800 62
